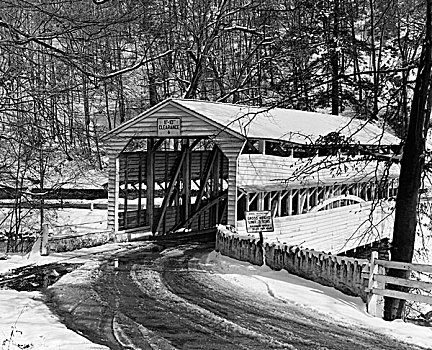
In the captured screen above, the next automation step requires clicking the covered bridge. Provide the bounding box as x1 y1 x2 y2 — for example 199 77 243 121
102 99 400 252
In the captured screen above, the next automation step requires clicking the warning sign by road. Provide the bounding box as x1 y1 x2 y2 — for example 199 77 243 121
245 210 274 233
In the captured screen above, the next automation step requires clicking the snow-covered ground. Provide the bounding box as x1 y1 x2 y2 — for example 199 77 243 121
1 243 432 350
208 251 432 349
0 243 133 350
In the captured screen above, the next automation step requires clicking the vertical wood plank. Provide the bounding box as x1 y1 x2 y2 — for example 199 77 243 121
124 155 129 229
183 139 191 223
246 193 250 211
110 156 120 233
277 191 282 217
213 147 220 224
147 138 155 233
367 251 380 317
138 153 143 226
258 140 266 154
297 189 303 214
227 154 239 225
287 189 292 216
355 182 360 197
258 192 264 211
154 146 187 233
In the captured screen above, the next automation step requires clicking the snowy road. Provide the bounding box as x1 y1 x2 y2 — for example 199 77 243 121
47 242 425 350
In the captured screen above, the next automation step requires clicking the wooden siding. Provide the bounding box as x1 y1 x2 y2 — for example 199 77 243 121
237 154 400 192
154 206 178 232
215 137 245 226
104 101 245 234
119 209 147 230
237 200 394 254
104 103 243 158
107 155 119 232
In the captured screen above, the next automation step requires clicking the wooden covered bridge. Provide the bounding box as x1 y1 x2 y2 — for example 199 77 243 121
102 99 400 253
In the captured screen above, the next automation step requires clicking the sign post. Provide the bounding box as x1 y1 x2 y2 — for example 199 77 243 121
40 223 49 256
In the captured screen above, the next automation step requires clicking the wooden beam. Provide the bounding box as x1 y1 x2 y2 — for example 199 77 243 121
124 155 129 229
194 147 218 211
112 157 120 233
137 153 143 226
258 192 264 210
183 139 191 223
280 190 288 200
189 137 203 150
172 192 227 232
249 192 260 204
152 138 165 151
297 189 302 214
273 142 288 156
371 288 432 305
374 274 432 291
147 139 155 232
245 140 259 153
324 186 330 201
218 197 228 223
153 146 187 234
371 182 376 200
213 146 220 223
258 140 266 154
277 191 282 217
355 182 360 197
287 190 292 216
375 259 432 273
245 193 250 211
237 189 246 200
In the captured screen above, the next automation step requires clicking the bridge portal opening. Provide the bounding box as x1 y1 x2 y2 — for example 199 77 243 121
118 137 229 236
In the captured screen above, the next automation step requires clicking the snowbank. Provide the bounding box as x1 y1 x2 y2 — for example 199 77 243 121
207 251 432 350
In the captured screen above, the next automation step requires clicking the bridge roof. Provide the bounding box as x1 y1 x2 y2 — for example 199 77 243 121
174 99 400 146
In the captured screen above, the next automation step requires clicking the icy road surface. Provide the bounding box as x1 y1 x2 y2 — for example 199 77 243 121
47 242 426 350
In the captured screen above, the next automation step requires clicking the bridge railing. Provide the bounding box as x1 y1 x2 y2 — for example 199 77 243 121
366 251 432 317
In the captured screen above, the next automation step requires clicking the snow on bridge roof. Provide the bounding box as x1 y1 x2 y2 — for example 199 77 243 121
174 99 400 146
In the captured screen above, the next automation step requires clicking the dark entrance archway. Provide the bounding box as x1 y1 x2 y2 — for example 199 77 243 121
118 137 228 235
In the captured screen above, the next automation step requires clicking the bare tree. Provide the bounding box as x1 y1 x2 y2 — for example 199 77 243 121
384 0 432 321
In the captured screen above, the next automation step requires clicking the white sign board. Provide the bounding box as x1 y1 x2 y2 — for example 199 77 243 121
245 210 274 233
157 118 181 136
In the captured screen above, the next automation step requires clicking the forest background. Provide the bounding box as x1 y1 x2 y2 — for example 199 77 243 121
1 0 432 321
0 2 427 256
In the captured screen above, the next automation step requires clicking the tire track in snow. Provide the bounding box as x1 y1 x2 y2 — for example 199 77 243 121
130 263 297 350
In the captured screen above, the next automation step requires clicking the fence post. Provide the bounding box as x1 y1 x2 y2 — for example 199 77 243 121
367 251 379 316
40 223 49 256
366 251 384 318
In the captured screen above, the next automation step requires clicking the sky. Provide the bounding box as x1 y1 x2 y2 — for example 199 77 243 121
1 242 431 350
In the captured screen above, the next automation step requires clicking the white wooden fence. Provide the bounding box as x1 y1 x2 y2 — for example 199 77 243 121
367 251 432 317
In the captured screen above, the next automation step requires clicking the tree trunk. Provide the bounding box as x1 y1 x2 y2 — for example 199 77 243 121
82 75 92 155
331 0 340 115
384 0 432 321
148 72 158 106
369 0 380 120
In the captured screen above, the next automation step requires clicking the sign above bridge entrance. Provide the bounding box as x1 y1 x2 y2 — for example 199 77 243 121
157 118 181 137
